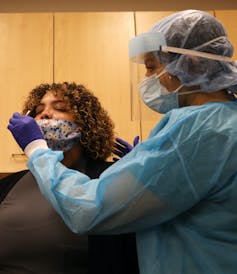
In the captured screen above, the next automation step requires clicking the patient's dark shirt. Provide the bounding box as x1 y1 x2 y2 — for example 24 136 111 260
0 171 88 273
0 161 139 274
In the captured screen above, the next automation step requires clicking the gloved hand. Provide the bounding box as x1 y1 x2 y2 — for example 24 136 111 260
8 112 44 151
113 136 140 161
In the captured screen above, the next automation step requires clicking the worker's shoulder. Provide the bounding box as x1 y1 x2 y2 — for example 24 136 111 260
150 102 237 138
169 101 237 122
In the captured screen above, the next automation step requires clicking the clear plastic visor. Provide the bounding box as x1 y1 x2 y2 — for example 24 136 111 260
128 32 234 119
129 32 167 103
129 32 233 64
128 32 234 128
129 32 167 64
129 50 164 126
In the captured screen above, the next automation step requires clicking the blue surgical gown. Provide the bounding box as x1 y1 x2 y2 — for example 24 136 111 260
28 102 237 274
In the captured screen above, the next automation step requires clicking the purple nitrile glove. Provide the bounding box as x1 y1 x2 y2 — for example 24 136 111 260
8 112 44 151
113 135 140 161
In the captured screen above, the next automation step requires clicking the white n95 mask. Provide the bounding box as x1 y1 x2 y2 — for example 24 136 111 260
36 119 81 152
138 70 183 114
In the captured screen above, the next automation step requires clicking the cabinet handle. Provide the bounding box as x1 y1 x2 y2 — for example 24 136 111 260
11 153 26 158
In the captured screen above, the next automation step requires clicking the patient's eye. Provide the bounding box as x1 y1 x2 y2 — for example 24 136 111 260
53 102 69 112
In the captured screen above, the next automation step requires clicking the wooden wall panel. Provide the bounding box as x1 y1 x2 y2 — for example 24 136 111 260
0 10 235 173
0 13 53 172
215 10 237 60
54 12 140 143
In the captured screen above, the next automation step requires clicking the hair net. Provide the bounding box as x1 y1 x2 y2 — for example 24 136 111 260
150 10 237 92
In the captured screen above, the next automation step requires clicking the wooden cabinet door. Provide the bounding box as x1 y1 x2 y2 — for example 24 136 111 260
215 10 237 60
0 13 53 172
54 12 140 145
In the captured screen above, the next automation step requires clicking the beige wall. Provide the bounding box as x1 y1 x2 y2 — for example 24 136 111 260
1 0 237 12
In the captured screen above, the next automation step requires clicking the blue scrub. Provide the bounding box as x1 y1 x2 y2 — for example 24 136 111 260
28 102 237 274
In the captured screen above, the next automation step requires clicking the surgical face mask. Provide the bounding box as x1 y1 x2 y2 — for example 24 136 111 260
138 72 202 114
36 119 81 152
138 70 183 114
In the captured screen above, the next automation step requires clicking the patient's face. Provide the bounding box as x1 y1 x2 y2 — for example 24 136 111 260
34 91 75 122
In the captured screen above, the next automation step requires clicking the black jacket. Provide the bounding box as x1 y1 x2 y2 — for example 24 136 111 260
0 161 139 274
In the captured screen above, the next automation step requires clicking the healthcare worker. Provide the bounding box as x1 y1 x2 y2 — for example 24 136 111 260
8 10 237 274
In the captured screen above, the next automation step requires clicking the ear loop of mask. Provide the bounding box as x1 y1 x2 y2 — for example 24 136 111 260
140 51 205 97
155 61 184 95
139 68 167 88
179 89 203 95
155 68 167 79
156 47 206 96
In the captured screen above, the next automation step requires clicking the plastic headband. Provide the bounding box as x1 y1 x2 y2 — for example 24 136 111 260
129 32 232 63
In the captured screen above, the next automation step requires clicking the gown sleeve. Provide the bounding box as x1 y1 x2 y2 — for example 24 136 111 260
27 109 220 234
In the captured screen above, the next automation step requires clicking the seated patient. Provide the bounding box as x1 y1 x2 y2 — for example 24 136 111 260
0 82 139 274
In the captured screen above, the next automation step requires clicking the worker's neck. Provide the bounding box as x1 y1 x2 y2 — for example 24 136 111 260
182 90 232 106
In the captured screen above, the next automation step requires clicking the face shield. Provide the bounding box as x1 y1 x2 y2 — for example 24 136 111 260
129 32 166 85
129 32 233 119
129 32 232 79
128 33 166 123
129 32 234 120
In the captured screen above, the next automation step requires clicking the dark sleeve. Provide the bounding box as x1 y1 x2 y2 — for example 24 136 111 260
87 161 139 274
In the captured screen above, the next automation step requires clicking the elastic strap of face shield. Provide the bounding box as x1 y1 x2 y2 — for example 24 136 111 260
162 45 231 62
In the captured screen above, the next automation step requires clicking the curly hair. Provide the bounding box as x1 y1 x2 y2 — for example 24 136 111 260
22 82 115 161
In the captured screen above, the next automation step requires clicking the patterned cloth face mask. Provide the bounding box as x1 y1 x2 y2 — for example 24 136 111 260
36 119 81 152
